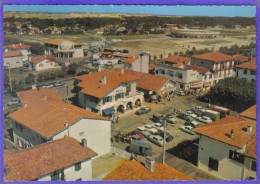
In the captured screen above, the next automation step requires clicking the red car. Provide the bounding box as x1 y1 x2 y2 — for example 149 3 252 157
128 130 145 139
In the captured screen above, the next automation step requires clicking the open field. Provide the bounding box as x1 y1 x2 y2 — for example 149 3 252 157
104 33 169 41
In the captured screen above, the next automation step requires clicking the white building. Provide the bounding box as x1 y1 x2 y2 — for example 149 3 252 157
3 51 24 68
155 63 213 90
44 39 84 58
10 88 111 157
27 55 56 71
191 52 235 84
123 52 149 73
75 70 144 117
193 106 257 180
235 59 256 83
4 43 32 61
4 137 97 181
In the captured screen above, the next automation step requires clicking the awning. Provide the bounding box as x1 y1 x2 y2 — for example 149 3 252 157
190 85 202 89
102 107 115 116
203 82 211 87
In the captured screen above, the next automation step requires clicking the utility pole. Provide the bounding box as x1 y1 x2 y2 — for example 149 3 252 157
8 64 13 92
66 85 69 103
163 117 167 164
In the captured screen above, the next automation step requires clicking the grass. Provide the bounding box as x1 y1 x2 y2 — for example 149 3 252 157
191 40 232 46
104 33 167 41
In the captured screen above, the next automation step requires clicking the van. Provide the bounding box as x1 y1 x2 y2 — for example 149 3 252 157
189 121 200 128
203 110 220 121
153 112 164 123
129 141 152 156
209 106 230 119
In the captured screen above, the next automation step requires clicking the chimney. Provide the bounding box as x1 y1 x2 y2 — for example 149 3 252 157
101 76 107 85
43 96 47 100
32 84 36 89
24 103 27 108
64 121 69 128
121 68 124 74
20 43 22 45
145 156 155 172
230 129 234 139
81 139 87 148
248 57 251 61
247 124 252 134
63 106 66 110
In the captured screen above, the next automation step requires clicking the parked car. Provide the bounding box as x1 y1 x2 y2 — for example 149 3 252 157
153 112 164 123
165 114 178 124
178 111 194 122
194 105 206 113
135 107 151 115
179 125 196 135
137 126 146 132
128 130 145 139
147 135 164 147
7 98 19 106
185 120 200 128
152 123 165 132
131 135 142 142
139 130 151 138
154 131 174 142
196 116 212 124
191 108 203 117
147 128 159 135
54 81 65 87
144 124 153 129
186 111 197 118
42 84 54 88
177 91 185 96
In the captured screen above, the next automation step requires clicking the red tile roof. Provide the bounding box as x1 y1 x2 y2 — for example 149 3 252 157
244 133 256 159
4 137 97 181
3 51 22 58
103 160 194 181
165 55 190 64
233 54 250 63
4 43 32 49
193 52 234 62
75 70 139 98
123 57 138 64
239 104 256 120
17 88 62 106
9 98 108 139
193 116 256 149
28 55 54 64
118 68 169 93
185 65 210 75
235 60 256 70
149 64 155 71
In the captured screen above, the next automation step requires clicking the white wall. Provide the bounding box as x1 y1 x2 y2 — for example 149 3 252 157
53 118 111 156
33 59 56 71
243 157 257 179
4 56 24 68
198 135 246 180
237 69 256 82
132 55 149 73
38 158 93 181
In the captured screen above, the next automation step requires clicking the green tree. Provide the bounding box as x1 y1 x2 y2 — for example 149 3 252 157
68 63 78 74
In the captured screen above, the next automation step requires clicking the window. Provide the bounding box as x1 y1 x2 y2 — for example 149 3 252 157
178 74 183 79
204 75 207 80
209 74 212 79
169 71 173 77
115 93 124 100
201 61 204 64
229 150 245 164
51 171 60 181
208 157 219 171
251 70 256 75
243 69 247 74
103 96 112 104
19 124 23 132
126 84 131 93
75 162 81 171
161 70 165 75
15 122 18 129
90 96 99 104
251 160 256 171
156 70 159 74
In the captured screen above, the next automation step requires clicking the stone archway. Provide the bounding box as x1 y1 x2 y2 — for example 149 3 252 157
135 99 141 107
117 104 125 114
126 101 133 110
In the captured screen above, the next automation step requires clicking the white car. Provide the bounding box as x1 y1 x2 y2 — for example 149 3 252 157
194 105 206 113
186 111 197 118
165 114 178 124
196 116 212 124
179 125 196 135
177 91 185 96
147 135 164 147
144 124 153 129
137 126 146 132
147 128 158 134
152 123 165 132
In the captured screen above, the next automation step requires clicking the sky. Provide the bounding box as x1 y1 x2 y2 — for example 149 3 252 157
3 5 256 17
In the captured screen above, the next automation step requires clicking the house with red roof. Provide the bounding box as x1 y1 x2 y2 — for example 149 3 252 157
27 55 56 71
4 43 32 61
191 52 235 83
4 137 97 181
123 52 150 73
155 63 213 90
233 54 252 65
103 157 194 181
193 105 256 180
235 59 256 83
165 55 191 65
74 70 144 117
10 88 111 156
3 51 24 68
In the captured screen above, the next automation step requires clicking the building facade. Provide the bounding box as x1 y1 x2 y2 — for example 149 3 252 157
191 52 235 84
27 55 56 71
4 43 32 61
123 53 149 73
3 51 24 68
235 59 256 83
75 70 144 117
44 39 84 58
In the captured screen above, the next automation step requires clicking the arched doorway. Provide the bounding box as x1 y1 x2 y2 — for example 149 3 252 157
135 99 141 107
126 101 133 110
117 105 125 114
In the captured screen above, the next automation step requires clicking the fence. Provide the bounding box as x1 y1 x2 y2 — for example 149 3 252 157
111 146 132 160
